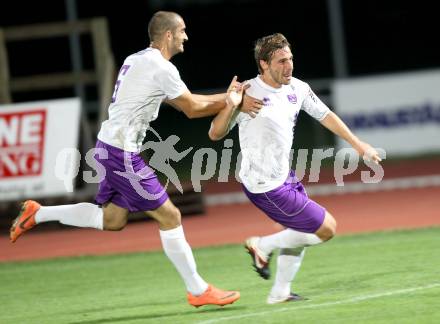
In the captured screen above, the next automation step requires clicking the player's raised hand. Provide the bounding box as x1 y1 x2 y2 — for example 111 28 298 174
226 76 245 108
227 75 242 93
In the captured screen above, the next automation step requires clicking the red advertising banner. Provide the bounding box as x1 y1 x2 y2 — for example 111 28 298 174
0 109 46 178
0 98 81 200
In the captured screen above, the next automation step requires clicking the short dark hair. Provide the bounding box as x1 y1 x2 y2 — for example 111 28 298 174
254 33 291 73
148 11 182 42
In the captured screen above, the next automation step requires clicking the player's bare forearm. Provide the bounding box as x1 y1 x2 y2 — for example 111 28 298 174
320 111 363 151
208 104 239 141
190 100 228 118
192 93 227 103
320 111 382 163
166 90 227 119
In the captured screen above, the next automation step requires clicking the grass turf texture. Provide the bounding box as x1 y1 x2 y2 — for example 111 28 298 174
1 227 439 323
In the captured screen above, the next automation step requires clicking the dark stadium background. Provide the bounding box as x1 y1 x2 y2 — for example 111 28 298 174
2 0 438 83
1 0 439 178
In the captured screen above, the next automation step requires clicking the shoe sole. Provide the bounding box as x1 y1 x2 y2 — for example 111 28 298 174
245 244 271 280
10 203 27 242
10 201 38 243
192 299 239 308
191 294 240 308
267 293 308 304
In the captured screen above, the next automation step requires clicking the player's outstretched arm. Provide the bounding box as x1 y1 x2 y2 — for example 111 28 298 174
166 90 226 118
191 93 227 103
320 111 382 163
166 76 242 119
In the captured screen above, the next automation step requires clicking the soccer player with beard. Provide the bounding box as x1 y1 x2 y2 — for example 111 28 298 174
209 33 381 304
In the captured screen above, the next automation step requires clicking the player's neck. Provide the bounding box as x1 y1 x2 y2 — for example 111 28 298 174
150 42 172 61
260 74 282 89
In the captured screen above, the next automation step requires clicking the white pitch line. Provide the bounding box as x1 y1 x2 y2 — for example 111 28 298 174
197 283 440 324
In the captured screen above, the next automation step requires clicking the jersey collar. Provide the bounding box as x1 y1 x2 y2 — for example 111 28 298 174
255 75 285 93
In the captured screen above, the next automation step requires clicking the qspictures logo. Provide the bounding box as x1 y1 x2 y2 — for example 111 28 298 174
0 109 46 178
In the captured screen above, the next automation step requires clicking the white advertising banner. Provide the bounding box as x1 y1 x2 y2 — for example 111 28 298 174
0 98 81 200
332 70 440 156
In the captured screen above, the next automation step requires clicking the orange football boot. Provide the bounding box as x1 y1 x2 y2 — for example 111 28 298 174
10 200 41 243
187 284 240 307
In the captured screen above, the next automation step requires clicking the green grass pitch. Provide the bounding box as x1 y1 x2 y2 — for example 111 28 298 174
1 227 439 323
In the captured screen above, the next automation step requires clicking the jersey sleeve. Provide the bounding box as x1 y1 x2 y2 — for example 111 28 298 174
301 84 330 121
156 64 188 100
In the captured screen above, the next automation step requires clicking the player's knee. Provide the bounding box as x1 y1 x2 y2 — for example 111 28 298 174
154 204 182 230
316 213 337 241
328 219 337 240
324 221 337 241
103 211 127 231
318 226 335 241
